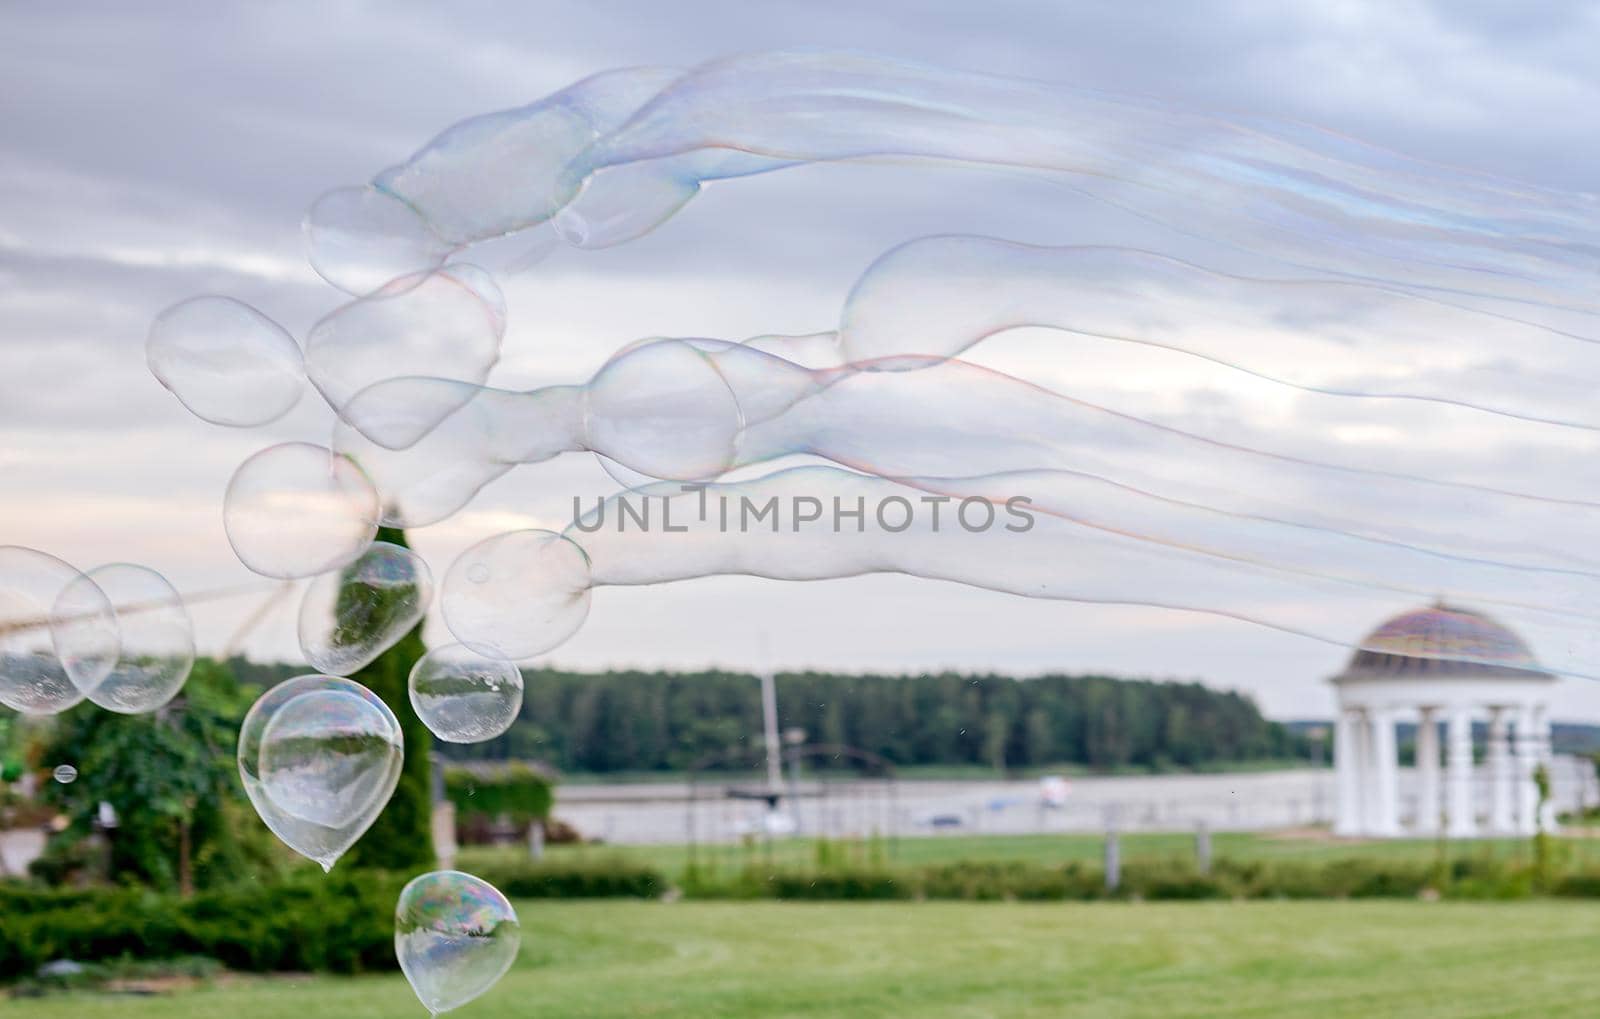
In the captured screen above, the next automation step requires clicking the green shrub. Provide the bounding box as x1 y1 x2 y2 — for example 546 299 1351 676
765 870 909 900
447 763 555 845
0 872 402 981
471 858 664 899
1550 869 1600 898
919 861 1102 901
1122 861 1233 900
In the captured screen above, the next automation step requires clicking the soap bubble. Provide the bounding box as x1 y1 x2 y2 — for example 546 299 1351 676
408 644 523 744
0 546 118 715
395 870 520 1017
331 378 583 527
224 443 379 579
584 339 743 481
550 161 699 249
64 563 194 713
146 296 304 427
304 186 452 297
441 530 591 660
305 265 505 414
238 675 402 870
299 542 432 676
53 764 77 784
260 689 400 828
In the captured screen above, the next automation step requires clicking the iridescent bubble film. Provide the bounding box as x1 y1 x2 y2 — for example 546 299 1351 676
407 644 523 744
305 265 504 414
299 541 432 676
145 295 304 427
303 185 453 296
65 562 195 714
260 688 399 828
0 545 118 715
223 443 380 579
395 870 520 1017
138 48 1600 687
238 674 403 870
439 530 591 660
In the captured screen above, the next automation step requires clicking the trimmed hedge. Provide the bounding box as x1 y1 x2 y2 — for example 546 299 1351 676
680 855 1591 903
472 858 666 899
0 872 400 980
14 852 1600 981
0 858 666 981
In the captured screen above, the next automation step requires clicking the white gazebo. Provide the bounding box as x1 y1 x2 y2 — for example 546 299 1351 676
1331 602 1555 838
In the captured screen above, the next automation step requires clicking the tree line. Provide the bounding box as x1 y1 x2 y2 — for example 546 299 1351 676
420 666 1307 774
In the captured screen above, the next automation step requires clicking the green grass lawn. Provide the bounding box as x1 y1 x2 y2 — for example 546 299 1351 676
460 828 1589 880
12 899 1600 1018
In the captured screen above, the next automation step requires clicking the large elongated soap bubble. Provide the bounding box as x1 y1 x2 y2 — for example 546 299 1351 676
346 50 1600 315
224 443 379 578
299 541 432 676
0 546 118 715
342 330 1600 621
408 644 523 744
305 265 506 414
238 674 403 870
66 563 194 713
146 296 304 427
440 530 591 660
303 186 454 297
439 464 1600 680
396 870 520 1016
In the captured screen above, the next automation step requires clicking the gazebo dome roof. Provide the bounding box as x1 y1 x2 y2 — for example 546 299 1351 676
1341 602 1549 680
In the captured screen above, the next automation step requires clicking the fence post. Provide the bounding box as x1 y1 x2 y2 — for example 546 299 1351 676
1103 804 1121 893
528 818 545 861
1195 820 1212 875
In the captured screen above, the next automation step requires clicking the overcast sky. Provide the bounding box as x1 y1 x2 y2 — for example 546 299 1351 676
3 1 1599 720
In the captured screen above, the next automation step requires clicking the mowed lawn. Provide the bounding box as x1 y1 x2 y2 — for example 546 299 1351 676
14 899 1600 1018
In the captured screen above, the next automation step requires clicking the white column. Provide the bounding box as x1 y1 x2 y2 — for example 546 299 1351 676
1487 707 1513 834
1370 707 1400 836
1353 711 1374 835
1514 705 1540 836
1446 707 1476 838
1414 707 1441 835
1334 709 1362 836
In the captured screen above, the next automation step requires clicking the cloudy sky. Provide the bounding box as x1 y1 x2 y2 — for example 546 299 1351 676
3 1 1599 720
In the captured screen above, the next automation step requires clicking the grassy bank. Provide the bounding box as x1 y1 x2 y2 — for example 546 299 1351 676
459 828 1582 880
13 899 1600 1018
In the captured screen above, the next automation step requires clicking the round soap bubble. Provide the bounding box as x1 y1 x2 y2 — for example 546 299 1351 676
0 546 118 715
238 674 402 870
299 542 432 676
396 870 520 1017
260 689 401 829
304 186 453 297
441 530 592 660
53 764 77 784
408 644 523 744
305 264 505 414
146 295 305 427
62 563 194 713
224 443 379 579
584 339 744 482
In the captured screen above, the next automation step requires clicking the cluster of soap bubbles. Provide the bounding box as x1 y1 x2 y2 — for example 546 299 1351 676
128 50 1600 1012
0 545 194 717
